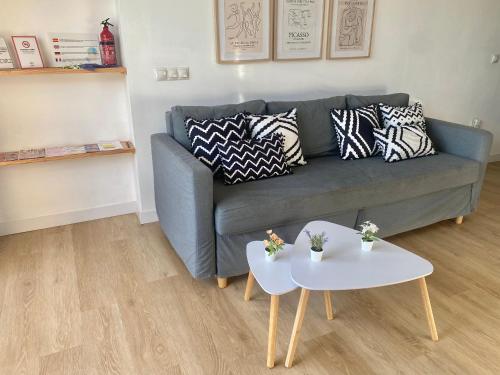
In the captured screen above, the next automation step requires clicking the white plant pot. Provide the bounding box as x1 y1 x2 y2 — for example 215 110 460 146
266 252 277 262
310 249 324 262
361 240 374 252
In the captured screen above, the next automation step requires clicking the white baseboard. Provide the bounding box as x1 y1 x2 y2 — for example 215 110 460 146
489 154 500 163
137 209 158 224
0 201 137 236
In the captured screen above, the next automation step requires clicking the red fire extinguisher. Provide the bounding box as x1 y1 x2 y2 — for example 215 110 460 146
99 18 117 66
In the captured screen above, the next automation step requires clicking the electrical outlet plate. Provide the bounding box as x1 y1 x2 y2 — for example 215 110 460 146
491 54 499 64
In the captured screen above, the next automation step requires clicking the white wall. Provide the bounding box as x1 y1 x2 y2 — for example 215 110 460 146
117 0 500 222
0 0 137 235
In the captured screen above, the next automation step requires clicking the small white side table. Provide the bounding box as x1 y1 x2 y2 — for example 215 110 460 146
245 241 334 368
285 221 437 368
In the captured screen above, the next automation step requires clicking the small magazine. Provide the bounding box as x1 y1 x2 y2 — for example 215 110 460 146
84 144 99 153
45 147 66 157
5 151 19 161
98 141 123 151
19 148 46 160
63 146 86 155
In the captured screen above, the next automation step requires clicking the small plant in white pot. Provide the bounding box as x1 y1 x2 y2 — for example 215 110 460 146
304 230 328 262
263 229 285 262
358 221 379 251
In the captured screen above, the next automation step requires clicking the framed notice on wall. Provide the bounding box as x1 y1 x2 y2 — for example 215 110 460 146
327 0 375 59
215 0 272 63
274 0 325 61
11 36 44 68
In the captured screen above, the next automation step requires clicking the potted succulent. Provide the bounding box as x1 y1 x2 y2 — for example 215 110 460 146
358 221 379 251
263 229 285 262
304 230 328 262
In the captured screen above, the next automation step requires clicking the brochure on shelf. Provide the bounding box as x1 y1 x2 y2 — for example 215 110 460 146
19 148 45 160
98 141 123 151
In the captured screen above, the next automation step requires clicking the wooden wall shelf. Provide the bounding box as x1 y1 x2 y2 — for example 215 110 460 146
0 141 135 167
0 66 127 77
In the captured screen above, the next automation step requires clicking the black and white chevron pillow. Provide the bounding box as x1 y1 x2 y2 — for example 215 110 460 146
217 134 291 185
330 105 381 160
373 125 436 163
185 113 248 174
379 102 426 130
246 108 307 167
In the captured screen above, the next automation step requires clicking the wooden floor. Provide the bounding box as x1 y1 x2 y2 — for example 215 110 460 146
0 163 499 374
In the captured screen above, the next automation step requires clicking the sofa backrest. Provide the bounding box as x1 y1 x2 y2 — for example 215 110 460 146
169 100 266 150
165 93 410 154
266 96 346 158
346 93 409 109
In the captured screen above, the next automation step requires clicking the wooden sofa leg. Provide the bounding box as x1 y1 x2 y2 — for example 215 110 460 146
217 277 228 289
455 216 464 225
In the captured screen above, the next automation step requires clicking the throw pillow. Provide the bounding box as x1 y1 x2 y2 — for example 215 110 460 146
185 113 248 174
379 102 426 130
330 105 381 160
217 134 292 185
246 108 307 167
373 125 437 163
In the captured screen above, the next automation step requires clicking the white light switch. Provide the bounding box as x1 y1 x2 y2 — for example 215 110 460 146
491 54 499 64
154 68 168 81
177 67 189 79
154 67 190 81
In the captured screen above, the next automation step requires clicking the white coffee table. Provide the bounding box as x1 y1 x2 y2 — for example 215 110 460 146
244 241 334 368
285 221 438 368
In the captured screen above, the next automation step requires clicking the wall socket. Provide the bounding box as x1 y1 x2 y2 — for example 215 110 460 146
154 67 189 81
471 118 482 128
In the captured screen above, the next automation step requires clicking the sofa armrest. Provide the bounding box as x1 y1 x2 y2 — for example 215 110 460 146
151 133 215 278
426 117 493 210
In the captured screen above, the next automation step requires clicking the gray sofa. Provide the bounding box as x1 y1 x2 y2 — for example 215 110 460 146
151 93 493 286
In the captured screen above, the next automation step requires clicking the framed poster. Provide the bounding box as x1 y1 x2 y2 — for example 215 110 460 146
274 0 325 61
215 0 272 63
0 38 14 69
327 0 375 59
11 36 44 68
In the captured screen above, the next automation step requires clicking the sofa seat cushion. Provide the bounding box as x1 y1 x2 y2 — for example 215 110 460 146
213 153 480 235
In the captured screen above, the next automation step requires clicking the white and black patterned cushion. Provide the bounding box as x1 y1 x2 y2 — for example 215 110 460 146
373 125 436 163
330 105 381 160
379 102 426 130
246 108 307 167
217 134 291 185
185 113 248 174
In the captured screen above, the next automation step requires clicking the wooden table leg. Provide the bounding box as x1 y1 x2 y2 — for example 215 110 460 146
418 277 439 341
285 288 310 368
267 295 279 368
244 272 255 301
323 291 334 320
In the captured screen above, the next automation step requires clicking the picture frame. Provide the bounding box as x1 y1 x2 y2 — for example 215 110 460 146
274 0 325 61
11 36 44 68
327 0 375 59
215 0 273 64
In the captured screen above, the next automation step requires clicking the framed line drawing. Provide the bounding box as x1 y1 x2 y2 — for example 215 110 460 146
327 0 375 59
215 0 273 63
274 0 325 61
